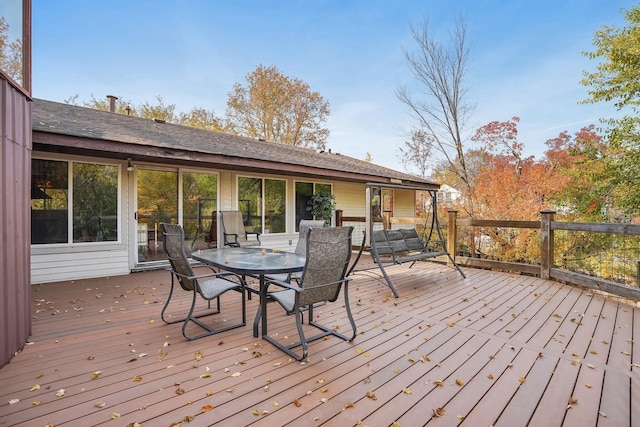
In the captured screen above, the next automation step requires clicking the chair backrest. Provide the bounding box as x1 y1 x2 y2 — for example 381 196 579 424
299 226 353 307
295 220 326 255
219 211 246 237
161 223 197 291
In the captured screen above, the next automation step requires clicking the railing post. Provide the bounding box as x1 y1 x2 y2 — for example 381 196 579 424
540 210 555 279
335 209 343 227
447 209 458 263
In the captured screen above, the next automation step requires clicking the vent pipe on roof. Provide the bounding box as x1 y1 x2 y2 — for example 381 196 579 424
106 95 118 113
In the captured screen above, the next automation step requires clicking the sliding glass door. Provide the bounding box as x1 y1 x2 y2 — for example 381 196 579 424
135 168 218 265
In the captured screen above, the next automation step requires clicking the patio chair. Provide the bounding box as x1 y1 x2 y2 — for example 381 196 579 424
219 210 261 247
160 223 246 340
259 226 356 360
266 219 326 283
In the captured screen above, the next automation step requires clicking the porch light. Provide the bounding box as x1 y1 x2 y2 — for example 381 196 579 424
127 158 134 172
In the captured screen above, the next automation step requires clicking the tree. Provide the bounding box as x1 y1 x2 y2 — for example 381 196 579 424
396 15 475 215
225 65 330 149
0 16 23 82
177 107 223 131
581 6 640 209
398 128 434 179
67 95 223 131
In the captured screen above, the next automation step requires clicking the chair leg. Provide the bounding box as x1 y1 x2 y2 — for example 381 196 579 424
263 286 357 361
161 272 222 325
179 288 246 341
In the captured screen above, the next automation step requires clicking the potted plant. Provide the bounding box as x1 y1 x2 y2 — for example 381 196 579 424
307 193 336 226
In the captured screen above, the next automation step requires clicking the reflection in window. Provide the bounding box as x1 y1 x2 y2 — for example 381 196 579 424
295 181 332 230
238 177 286 234
31 159 69 244
73 163 118 242
182 172 217 249
0 2 24 86
31 159 119 244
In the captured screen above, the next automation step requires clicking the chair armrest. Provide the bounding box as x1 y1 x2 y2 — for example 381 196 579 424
247 231 261 243
171 269 243 284
223 232 240 246
264 278 303 292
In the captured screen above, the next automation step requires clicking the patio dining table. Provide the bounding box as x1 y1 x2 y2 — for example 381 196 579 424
191 247 305 338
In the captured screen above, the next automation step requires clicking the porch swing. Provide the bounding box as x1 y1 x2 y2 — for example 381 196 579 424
365 182 466 297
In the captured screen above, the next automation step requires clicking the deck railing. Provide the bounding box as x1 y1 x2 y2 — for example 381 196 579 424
336 210 640 302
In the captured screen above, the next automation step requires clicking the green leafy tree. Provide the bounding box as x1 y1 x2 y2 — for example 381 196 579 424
581 6 640 210
225 65 330 149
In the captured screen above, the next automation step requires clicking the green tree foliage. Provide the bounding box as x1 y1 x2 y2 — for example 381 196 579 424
581 6 640 209
225 65 330 149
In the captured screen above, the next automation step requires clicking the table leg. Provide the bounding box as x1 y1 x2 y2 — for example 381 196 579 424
253 274 267 338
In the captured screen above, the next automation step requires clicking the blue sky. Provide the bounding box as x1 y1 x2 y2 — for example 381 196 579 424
30 0 635 173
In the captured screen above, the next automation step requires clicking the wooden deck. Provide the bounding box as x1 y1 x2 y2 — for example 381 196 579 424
1 260 639 426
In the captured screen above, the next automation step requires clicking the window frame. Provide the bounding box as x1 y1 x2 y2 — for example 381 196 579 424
0 0 32 95
236 175 287 235
294 180 333 231
31 156 122 247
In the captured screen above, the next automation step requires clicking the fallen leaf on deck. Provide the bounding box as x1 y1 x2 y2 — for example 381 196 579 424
433 407 446 417
402 387 412 394
95 401 106 408
133 376 142 382
456 379 465 386
231 372 241 377
9 399 20 405
366 391 377 400
30 384 40 391
91 371 102 380
294 399 302 407
568 396 578 404
195 351 203 361
519 377 526 384
176 387 185 395
56 389 65 397
112 413 121 419
433 380 444 386
202 404 214 412
344 402 355 408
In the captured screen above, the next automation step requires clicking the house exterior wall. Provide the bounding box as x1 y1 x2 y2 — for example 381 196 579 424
0 79 32 367
28 160 421 283
30 153 131 284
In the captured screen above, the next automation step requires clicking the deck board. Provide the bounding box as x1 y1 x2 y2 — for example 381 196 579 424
1 262 639 426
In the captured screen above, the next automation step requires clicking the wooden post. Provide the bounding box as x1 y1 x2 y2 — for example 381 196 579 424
335 209 343 226
540 210 555 279
447 210 458 263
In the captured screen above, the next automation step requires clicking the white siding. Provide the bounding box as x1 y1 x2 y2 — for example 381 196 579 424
31 246 130 283
334 182 367 217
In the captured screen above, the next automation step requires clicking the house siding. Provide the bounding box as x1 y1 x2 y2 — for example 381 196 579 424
0 79 32 367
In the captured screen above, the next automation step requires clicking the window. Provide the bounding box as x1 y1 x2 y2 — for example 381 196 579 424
295 181 332 230
238 176 286 234
0 0 30 93
32 159 119 244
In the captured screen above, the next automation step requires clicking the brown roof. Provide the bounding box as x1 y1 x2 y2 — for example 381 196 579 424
32 98 438 188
